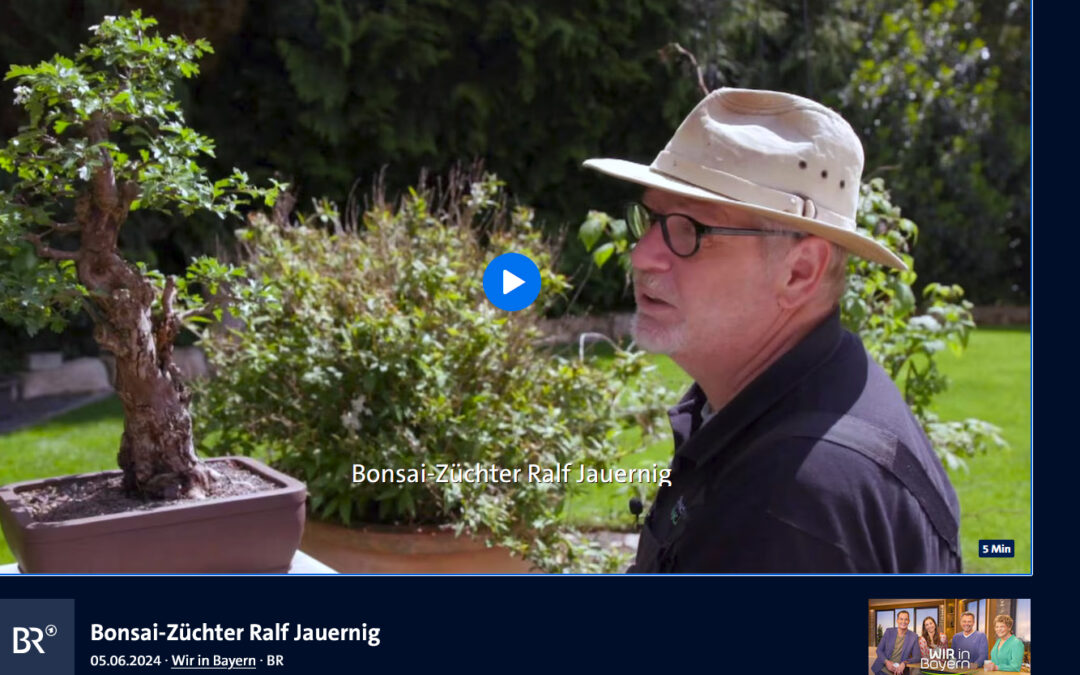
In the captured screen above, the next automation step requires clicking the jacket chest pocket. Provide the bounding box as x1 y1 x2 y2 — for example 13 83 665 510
633 487 706 573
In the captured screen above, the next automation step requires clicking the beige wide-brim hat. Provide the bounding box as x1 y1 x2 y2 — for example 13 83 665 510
583 88 907 270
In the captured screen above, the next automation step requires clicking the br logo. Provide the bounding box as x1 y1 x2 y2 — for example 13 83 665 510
0 599 74 675
13 623 57 653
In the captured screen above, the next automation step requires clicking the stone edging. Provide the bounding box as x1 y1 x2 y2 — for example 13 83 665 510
7 347 209 402
970 305 1029 326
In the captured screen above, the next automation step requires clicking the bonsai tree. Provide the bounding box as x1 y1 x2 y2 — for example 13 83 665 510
0 12 279 499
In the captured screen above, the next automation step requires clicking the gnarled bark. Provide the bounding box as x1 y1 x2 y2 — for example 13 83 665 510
71 112 214 500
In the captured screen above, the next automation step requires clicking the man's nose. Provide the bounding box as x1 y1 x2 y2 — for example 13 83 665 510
629 222 673 272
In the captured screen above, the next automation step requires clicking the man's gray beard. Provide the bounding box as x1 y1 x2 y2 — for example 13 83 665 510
630 311 686 355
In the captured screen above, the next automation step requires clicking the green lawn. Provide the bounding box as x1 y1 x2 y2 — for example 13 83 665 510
0 397 124 564
0 328 1030 572
931 327 1030 573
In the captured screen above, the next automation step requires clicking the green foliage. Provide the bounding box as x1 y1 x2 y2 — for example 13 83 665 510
682 0 865 94
844 178 1006 470
0 1 1028 309
3 12 216 210
193 173 670 573
583 211 630 272
258 0 694 209
0 254 83 336
682 0 1029 304
577 177 1007 472
0 11 275 337
578 210 631 272
0 0 699 317
187 0 700 318
840 0 1029 304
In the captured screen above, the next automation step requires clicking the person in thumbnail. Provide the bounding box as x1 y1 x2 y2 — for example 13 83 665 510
919 616 947 658
871 611 919 675
584 87 961 572
951 611 988 668
984 614 1024 672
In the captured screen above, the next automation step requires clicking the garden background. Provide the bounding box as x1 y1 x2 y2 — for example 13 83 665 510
0 0 1029 573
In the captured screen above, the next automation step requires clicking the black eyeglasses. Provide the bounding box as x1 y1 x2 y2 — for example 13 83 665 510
625 201 804 258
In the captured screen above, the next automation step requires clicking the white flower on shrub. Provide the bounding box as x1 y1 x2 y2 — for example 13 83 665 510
340 410 361 433
340 395 371 433
350 395 371 416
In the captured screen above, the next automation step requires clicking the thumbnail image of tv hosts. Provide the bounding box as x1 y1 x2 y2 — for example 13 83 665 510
872 611 1022 673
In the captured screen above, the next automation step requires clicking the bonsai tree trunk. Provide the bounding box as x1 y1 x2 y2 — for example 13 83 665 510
93 269 213 500
69 117 213 500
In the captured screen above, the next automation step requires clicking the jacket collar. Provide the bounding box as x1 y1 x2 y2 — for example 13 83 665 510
667 308 844 466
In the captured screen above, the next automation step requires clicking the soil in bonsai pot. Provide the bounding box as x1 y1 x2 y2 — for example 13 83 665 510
0 457 308 573
19 460 279 523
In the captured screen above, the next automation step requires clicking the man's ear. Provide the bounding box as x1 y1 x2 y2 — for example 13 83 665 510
775 236 831 309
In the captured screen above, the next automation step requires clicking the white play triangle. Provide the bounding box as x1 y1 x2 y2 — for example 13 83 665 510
502 269 525 294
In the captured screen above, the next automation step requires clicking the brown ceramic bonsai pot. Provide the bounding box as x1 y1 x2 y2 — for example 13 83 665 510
301 519 534 573
0 456 306 573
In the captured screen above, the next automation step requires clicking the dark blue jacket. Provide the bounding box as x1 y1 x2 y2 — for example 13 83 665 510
871 628 919 673
630 309 962 572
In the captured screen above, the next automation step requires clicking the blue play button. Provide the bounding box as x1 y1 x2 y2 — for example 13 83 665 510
483 252 541 312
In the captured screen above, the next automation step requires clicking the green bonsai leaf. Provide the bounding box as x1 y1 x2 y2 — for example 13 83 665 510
0 11 276 334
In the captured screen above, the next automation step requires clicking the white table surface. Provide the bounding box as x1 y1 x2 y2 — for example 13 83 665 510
0 550 337 574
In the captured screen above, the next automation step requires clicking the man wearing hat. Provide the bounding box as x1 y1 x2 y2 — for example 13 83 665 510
585 88 961 572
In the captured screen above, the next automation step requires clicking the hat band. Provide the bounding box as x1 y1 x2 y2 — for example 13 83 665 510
650 151 854 231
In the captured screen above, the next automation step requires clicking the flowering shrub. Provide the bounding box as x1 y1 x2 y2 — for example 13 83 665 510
193 173 668 572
